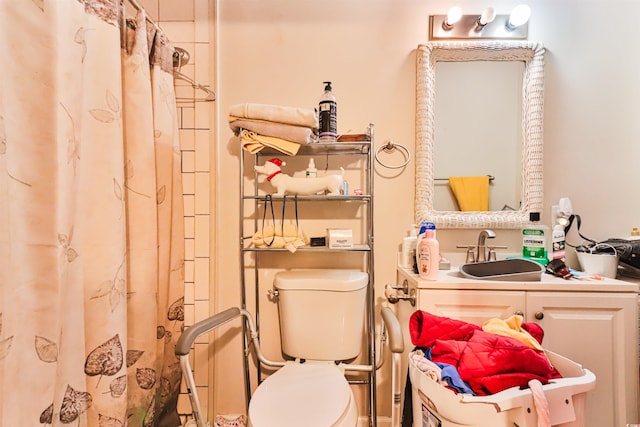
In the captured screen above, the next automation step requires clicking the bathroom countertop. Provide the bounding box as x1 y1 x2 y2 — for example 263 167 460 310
397 265 640 293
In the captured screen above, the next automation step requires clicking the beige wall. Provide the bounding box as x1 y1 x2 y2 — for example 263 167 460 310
141 0 640 423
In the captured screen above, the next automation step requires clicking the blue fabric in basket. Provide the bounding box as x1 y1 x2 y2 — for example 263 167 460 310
424 348 475 395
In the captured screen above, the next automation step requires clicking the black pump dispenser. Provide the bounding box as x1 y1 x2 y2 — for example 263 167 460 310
318 81 337 142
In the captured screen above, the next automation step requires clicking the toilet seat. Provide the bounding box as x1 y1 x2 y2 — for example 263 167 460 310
248 361 357 427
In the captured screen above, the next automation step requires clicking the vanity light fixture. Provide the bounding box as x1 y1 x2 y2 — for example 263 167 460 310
506 4 531 31
442 6 463 30
474 7 496 32
429 4 530 40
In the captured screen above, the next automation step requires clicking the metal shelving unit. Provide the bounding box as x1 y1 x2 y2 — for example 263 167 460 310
238 124 377 425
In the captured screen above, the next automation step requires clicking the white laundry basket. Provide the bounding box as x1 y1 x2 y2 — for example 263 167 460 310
409 350 596 427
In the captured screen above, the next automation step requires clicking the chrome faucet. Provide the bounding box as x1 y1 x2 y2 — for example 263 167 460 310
476 229 496 262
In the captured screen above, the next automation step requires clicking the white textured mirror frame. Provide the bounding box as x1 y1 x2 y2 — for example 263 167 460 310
415 41 545 228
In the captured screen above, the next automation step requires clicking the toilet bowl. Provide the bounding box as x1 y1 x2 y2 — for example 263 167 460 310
248 361 358 427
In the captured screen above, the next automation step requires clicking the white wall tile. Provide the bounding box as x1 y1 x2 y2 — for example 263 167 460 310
159 0 194 21
184 259 195 283
184 281 195 305
179 129 195 150
194 343 210 386
184 237 195 261
160 21 195 44
184 216 196 239
194 43 210 85
195 7 210 43
182 172 195 195
181 107 196 129
194 257 210 301
195 215 210 257
182 151 196 173
194 172 210 214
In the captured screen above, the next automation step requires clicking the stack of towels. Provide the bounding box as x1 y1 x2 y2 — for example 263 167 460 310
228 103 319 156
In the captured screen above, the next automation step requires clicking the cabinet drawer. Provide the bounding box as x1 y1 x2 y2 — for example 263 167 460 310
418 289 525 326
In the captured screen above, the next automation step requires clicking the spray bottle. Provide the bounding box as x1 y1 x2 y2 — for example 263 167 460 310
318 81 337 142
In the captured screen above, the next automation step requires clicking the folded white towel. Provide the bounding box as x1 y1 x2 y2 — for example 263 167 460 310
228 103 318 129
229 117 317 145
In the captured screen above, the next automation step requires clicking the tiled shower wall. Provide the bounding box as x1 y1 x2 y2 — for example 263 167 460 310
136 0 214 420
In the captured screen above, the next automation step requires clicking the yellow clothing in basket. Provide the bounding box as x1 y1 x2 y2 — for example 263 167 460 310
482 315 544 351
448 175 490 211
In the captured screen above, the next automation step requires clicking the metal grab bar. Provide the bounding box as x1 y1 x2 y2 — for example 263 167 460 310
175 306 405 427
175 307 240 355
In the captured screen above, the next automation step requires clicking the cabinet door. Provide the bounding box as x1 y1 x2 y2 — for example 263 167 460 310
527 291 639 427
418 289 525 326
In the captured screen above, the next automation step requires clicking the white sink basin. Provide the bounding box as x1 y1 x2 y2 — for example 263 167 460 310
459 258 545 281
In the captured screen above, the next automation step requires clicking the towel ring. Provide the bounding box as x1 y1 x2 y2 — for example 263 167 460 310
375 141 411 169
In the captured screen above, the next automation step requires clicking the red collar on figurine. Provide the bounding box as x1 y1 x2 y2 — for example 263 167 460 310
267 171 282 182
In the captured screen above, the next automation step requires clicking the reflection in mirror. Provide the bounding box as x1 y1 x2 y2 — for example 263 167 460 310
434 61 523 212
415 41 545 228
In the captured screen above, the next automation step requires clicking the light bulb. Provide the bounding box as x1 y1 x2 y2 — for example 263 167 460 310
443 6 462 30
507 4 531 30
479 7 496 26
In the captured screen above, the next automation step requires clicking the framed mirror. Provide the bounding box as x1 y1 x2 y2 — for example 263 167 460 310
415 41 545 228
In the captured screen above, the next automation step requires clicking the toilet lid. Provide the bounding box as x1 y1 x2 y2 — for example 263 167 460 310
249 362 352 427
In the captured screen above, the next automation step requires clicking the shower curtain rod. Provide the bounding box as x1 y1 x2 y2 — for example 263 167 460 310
125 0 216 102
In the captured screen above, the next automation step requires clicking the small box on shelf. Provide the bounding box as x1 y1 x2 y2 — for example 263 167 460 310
327 228 353 249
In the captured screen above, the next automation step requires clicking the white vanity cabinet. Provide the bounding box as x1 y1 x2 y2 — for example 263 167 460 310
395 267 639 427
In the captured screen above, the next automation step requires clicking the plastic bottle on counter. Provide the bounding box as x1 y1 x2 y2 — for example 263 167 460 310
318 81 337 142
305 158 318 178
416 222 439 280
401 224 418 269
522 212 549 265
552 223 566 261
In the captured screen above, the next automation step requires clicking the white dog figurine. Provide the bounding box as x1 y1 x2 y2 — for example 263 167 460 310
255 158 344 196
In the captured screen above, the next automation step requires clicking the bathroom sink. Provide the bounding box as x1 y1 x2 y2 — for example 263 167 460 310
459 258 545 282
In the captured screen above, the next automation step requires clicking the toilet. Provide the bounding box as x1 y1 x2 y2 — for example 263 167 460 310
248 269 368 427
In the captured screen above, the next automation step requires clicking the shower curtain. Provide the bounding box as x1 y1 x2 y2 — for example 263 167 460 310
0 1 185 426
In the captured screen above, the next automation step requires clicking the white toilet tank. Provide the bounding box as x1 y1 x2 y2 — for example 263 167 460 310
274 269 368 361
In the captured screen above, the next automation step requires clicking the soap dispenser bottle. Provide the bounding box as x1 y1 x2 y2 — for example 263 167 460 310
305 158 317 178
318 81 337 142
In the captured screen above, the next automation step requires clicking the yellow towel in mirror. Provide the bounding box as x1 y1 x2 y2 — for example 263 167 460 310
448 175 490 211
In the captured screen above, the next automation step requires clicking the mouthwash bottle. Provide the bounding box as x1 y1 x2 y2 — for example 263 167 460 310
522 212 549 265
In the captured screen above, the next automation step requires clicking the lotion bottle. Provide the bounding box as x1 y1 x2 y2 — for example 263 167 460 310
416 222 439 280
305 158 318 178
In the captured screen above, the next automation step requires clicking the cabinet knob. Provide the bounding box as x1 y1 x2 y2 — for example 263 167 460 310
514 311 524 317
534 311 544 320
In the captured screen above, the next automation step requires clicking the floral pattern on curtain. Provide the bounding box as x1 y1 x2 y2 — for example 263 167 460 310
0 1 185 426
